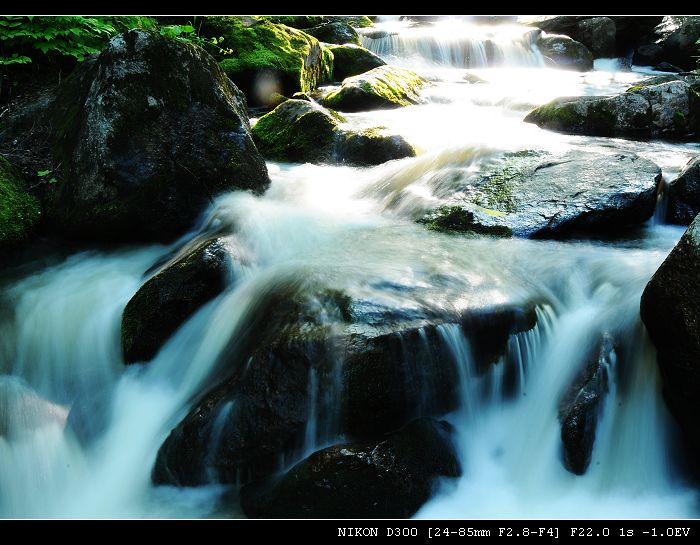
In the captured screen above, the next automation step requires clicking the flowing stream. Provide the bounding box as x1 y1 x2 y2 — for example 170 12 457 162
1 18 699 518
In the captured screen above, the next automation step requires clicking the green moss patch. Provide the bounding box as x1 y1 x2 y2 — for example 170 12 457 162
252 99 343 161
418 206 512 237
321 66 426 112
471 151 544 213
0 156 41 249
201 17 331 95
525 98 617 136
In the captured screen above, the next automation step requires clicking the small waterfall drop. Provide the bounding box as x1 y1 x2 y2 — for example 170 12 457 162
360 21 544 69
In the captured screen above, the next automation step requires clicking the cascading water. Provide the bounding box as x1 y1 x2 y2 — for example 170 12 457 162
1 18 700 518
359 20 544 69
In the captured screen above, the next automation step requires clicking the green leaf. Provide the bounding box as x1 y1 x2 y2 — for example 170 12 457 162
37 170 51 177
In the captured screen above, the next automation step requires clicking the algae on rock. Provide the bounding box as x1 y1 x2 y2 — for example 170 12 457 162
321 66 427 112
0 156 41 250
199 17 334 104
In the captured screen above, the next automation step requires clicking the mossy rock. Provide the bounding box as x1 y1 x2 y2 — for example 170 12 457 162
121 237 231 363
326 44 386 81
330 16 374 28
418 150 661 238
262 16 325 29
199 17 333 105
0 29 270 243
0 155 41 250
336 127 415 166
252 99 414 166
321 66 427 112
418 206 512 237
252 100 342 162
526 77 698 137
262 16 373 29
304 21 361 46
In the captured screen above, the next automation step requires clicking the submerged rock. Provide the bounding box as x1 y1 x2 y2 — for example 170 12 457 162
0 377 67 438
655 62 684 73
198 17 333 105
667 156 700 225
326 44 386 81
641 216 700 455
121 238 231 363
240 418 461 518
252 99 414 165
559 334 616 475
419 150 661 238
525 75 700 137
304 21 361 46
537 34 594 71
321 66 427 112
0 155 40 251
336 128 415 166
0 30 269 243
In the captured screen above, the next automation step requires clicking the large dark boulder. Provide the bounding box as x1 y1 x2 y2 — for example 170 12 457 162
240 418 461 518
559 334 616 475
304 21 361 46
152 333 326 485
537 34 593 71
341 304 535 438
121 238 232 363
526 16 662 57
530 17 615 58
198 17 333 106
152 281 536 486
152 285 341 485
0 155 40 251
574 17 617 58
525 75 700 138
641 216 700 455
321 66 426 112
0 29 270 243
252 99 414 166
326 44 386 81
633 17 700 71
667 156 700 225
419 150 661 239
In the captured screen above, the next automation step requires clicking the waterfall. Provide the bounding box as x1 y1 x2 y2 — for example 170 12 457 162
359 22 544 69
418 299 697 518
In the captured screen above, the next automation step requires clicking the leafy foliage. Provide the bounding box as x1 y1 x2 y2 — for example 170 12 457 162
159 23 233 56
0 16 117 63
